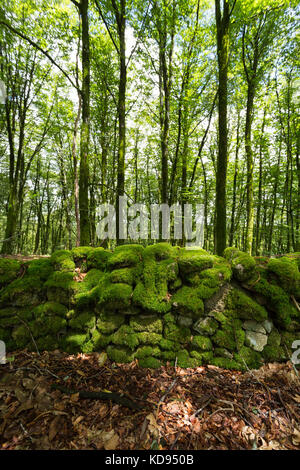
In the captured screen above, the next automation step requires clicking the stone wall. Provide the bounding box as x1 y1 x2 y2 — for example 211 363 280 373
0 243 299 370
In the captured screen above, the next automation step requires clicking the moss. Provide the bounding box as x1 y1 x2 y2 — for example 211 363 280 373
33 302 68 319
27 258 53 280
280 331 300 354
193 317 218 336
50 250 75 272
45 271 76 290
214 348 233 359
108 244 144 269
163 313 176 324
191 335 212 351
212 322 244 351
138 357 161 368
35 335 59 351
87 247 111 270
0 274 45 307
0 307 19 318
71 246 94 260
224 248 256 282
130 315 163 334
31 316 67 337
262 345 286 362
111 325 139 350
107 345 134 363
0 258 21 286
178 251 214 278
226 289 268 322
210 357 242 370
0 326 12 342
190 350 213 363
267 328 281 348
161 350 177 361
198 265 232 289
172 286 204 319
267 257 300 297
169 277 182 291
135 346 161 359
177 349 199 368
75 269 104 309
234 346 263 369
137 332 162 345
91 329 111 348
159 338 179 351
0 315 22 328
163 323 191 344
61 331 88 353
109 267 139 286
97 313 125 334
97 279 133 311
144 243 174 260
208 311 228 325
69 312 96 331
12 325 31 348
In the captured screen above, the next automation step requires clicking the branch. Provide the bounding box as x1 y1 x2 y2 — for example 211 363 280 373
0 20 80 92
94 0 120 55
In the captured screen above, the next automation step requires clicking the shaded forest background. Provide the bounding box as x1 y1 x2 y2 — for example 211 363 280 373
0 0 299 256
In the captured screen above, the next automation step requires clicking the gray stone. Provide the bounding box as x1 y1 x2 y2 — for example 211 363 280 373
243 320 266 334
262 319 273 334
193 316 218 335
245 331 268 352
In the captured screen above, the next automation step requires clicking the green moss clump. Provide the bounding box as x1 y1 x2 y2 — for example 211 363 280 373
223 248 256 282
108 244 144 269
35 335 59 351
109 267 139 286
97 313 125 334
130 315 163 333
172 286 204 319
12 325 31 348
27 258 54 280
267 257 300 297
0 258 21 286
190 350 213 363
191 335 212 351
107 345 134 363
111 325 139 350
234 346 263 369
0 274 44 307
164 323 191 344
267 328 281 348
210 357 242 370
69 312 96 331
144 243 174 260
178 251 214 278
45 271 76 290
161 350 177 361
31 316 67 337
71 246 94 260
33 302 68 318
177 349 199 368
197 265 232 289
91 329 111 348
138 357 161 368
97 279 133 311
87 247 111 270
193 317 218 336
50 250 75 272
159 338 179 351
135 346 161 359
137 332 162 345
212 321 244 351
61 331 88 353
214 348 233 359
226 289 268 322
75 269 104 309
163 313 176 324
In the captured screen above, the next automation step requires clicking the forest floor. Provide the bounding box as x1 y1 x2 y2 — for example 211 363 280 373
0 350 299 450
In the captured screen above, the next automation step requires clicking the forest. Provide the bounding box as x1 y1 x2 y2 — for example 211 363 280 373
0 0 299 256
0 0 300 453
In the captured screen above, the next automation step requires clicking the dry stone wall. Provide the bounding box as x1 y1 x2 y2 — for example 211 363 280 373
0 243 299 370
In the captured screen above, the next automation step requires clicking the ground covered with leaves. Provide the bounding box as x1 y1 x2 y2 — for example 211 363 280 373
0 350 299 450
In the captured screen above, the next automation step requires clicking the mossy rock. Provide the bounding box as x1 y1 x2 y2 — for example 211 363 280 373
107 345 134 363
191 335 212 351
267 257 300 298
45 271 79 306
69 312 96 331
129 315 163 333
226 288 268 322
178 251 214 278
96 279 133 311
35 335 59 351
134 346 161 359
31 316 67 337
91 329 111 349
193 316 218 335
50 250 75 272
0 307 20 319
108 244 144 269
97 313 125 334
224 248 256 282
161 350 177 361
0 326 13 342
214 348 233 359
0 275 45 307
0 258 21 286
33 302 68 318
87 247 111 270
60 331 88 353
138 357 161 368
27 258 54 280
71 246 94 261
137 331 162 345
12 325 31 348
212 321 244 351
172 286 204 319
190 350 213 363
163 322 191 344
111 325 139 350
177 349 199 368
210 357 242 370
262 345 286 362
197 265 232 289
144 243 175 260
159 338 179 351
75 269 104 309
234 346 263 369
109 267 139 286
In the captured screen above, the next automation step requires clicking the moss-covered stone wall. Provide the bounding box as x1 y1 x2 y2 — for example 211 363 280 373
0 243 299 370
